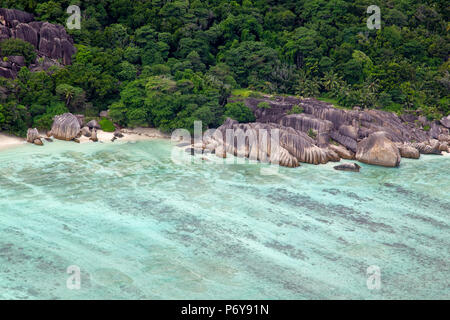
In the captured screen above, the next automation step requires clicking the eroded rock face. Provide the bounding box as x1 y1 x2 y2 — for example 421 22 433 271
245 97 436 150
440 115 450 129
87 120 101 130
356 132 401 167
0 8 76 78
51 113 81 141
328 144 355 160
439 142 448 152
90 128 98 142
411 142 442 155
26 128 39 143
397 143 420 159
205 118 338 167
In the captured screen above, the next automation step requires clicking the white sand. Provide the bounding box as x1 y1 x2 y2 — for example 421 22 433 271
79 128 169 144
0 133 26 151
0 127 168 151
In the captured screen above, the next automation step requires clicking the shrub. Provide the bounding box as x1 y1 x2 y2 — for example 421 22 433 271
0 39 37 65
257 102 271 109
99 118 116 132
307 128 317 139
223 102 255 123
287 104 304 114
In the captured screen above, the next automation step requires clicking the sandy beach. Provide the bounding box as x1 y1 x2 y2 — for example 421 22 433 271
0 128 169 151
0 133 26 151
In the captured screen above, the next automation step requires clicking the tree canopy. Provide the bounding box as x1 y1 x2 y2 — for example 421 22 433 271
0 0 448 136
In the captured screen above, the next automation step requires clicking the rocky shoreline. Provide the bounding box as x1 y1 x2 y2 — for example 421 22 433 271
10 112 167 149
7 97 450 171
180 96 450 169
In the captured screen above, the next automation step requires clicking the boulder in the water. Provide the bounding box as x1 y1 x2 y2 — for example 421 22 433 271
51 113 81 141
33 138 43 146
397 144 420 159
356 132 401 167
334 163 361 172
26 128 39 143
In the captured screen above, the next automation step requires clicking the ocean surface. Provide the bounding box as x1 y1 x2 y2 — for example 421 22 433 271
0 139 448 299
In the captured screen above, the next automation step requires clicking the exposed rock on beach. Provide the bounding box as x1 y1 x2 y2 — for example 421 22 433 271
180 96 450 168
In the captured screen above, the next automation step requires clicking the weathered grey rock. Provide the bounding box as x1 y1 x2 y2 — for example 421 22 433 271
329 131 357 152
114 130 124 138
440 115 450 129
339 124 358 140
33 138 43 146
439 142 448 152
334 163 361 172
438 134 450 142
397 143 420 159
0 8 76 78
81 126 91 137
328 144 355 160
26 128 39 143
326 148 341 162
356 132 401 167
74 114 85 127
90 128 98 142
0 8 33 26
210 118 332 167
81 127 92 138
430 121 441 139
86 120 101 130
280 113 333 134
100 110 109 118
411 142 442 155
176 142 191 148
73 138 80 143
51 113 81 141
7 56 25 66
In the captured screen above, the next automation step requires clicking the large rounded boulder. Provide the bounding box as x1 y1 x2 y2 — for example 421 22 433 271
26 128 39 143
50 113 81 141
356 132 401 167
397 143 420 159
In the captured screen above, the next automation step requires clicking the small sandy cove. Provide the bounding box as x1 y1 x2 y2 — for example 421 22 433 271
0 133 26 151
0 128 169 151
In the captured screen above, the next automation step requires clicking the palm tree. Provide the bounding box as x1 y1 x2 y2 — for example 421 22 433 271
321 71 342 93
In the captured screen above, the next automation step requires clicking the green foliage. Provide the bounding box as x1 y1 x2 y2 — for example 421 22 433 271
99 118 116 132
308 129 317 139
287 105 304 115
0 0 448 137
0 38 36 65
33 101 68 130
223 102 255 123
257 102 271 109
307 129 317 139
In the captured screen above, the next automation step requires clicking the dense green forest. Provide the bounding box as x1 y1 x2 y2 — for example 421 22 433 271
0 0 448 136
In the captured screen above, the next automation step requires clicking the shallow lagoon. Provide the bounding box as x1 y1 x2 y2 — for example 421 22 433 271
0 139 448 299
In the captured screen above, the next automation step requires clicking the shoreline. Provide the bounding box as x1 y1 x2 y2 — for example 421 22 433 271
0 133 27 151
0 128 170 152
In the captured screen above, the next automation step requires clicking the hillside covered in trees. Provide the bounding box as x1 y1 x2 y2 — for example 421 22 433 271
0 0 448 136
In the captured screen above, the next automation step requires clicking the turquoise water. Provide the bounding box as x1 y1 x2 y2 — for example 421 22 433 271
0 139 448 299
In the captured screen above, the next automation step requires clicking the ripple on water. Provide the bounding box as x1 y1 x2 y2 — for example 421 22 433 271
0 140 448 299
